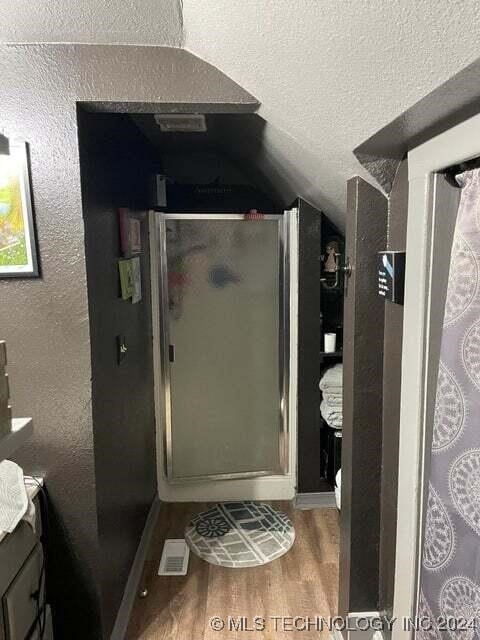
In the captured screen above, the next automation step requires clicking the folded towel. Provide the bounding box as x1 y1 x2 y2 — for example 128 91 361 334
319 363 343 391
323 393 342 406
321 403 342 416
0 460 35 534
320 400 343 428
324 417 342 429
319 383 342 394
321 384 342 394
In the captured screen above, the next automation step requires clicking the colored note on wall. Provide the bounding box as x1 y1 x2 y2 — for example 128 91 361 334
118 259 134 300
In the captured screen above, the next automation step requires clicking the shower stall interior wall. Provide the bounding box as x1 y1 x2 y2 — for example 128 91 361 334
150 211 298 502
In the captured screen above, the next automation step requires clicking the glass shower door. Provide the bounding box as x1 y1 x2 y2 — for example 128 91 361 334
159 214 288 482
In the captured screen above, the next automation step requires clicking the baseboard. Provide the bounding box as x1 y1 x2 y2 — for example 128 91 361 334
110 497 161 640
346 612 384 640
330 613 385 640
158 475 296 502
294 491 336 509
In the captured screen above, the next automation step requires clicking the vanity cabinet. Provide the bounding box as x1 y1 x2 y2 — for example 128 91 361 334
0 487 53 640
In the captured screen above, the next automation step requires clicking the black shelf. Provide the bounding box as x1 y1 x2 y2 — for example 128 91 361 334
320 350 343 358
319 417 343 487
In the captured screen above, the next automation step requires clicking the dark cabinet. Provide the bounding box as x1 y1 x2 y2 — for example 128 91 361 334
0 488 53 640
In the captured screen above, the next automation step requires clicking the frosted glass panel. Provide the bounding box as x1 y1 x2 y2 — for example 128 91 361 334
165 218 282 479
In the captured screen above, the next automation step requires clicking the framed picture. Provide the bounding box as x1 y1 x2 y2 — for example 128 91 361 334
0 141 39 277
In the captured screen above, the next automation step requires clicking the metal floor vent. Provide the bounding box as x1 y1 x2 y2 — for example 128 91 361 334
158 539 190 576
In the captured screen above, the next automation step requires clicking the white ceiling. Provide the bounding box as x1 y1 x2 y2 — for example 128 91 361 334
3 0 480 226
183 0 480 227
0 0 182 46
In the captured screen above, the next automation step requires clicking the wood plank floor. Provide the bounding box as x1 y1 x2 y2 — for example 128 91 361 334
127 502 339 640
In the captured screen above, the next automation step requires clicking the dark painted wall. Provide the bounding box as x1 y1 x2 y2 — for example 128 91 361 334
355 58 480 196
1 54 102 640
354 62 480 623
297 200 329 493
79 112 157 636
377 159 408 623
356 57 480 163
0 43 257 638
339 177 387 621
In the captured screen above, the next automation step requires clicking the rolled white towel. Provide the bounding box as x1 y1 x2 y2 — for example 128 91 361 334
320 400 343 428
325 417 343 429
320 399 343 418
319 363 343 391
323 393 342 406
319 381 342 395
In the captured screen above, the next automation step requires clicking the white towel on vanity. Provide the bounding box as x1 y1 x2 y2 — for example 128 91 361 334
0 460 35 534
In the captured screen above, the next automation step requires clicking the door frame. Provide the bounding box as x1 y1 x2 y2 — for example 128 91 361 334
150 211 297 496
393 111 480 640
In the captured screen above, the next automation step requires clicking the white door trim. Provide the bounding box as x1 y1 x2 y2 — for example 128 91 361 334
149 209 298 502
393 111 480 640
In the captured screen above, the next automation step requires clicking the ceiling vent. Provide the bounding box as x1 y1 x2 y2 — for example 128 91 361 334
154 114 207 133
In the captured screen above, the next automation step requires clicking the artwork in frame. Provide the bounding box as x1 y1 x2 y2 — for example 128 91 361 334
0 140 39 277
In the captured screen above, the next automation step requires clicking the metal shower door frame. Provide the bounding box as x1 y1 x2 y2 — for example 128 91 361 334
156 212 290 484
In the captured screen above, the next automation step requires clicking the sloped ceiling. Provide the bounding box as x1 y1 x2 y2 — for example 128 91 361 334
0 0 183 45
132 113 297 207
3 0 480 228
183 0 480 228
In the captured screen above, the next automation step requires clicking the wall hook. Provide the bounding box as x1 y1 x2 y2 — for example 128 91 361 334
340 257 352 278
321 253 351 289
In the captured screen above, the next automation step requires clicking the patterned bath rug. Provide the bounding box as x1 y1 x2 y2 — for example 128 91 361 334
185 501 295 568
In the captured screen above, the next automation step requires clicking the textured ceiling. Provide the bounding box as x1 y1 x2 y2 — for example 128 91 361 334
3 0 480 227
0 0 183 45
183 0 480 228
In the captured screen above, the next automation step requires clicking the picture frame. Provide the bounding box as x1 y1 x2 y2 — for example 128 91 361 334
0 140 39 278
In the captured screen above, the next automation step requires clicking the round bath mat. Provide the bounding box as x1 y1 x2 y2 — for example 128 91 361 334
185 501 295 568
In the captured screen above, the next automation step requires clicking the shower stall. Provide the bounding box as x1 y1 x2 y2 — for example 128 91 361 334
154 213 290 484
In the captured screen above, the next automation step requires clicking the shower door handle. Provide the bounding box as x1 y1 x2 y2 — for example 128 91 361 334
169 344 175 363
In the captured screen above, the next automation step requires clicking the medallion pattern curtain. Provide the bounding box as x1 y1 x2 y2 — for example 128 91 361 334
418 169 480 640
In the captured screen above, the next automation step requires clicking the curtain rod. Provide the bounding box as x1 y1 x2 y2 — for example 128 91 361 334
444 156 480 188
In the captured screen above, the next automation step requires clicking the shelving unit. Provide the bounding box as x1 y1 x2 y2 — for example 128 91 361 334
297 199 344 494
319 351 343 360
319 215 344 489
